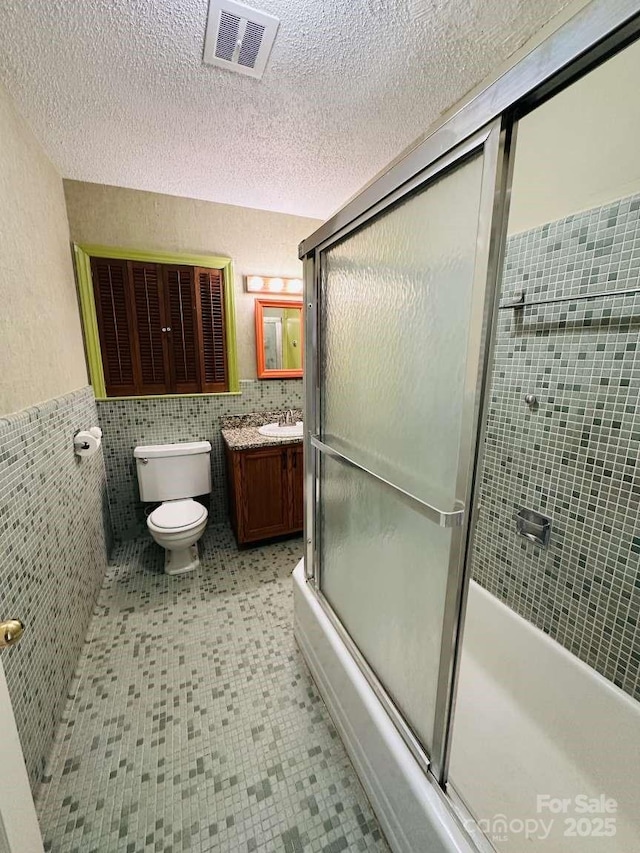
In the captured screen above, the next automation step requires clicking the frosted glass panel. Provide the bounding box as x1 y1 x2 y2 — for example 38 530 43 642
320 454 452 751
321 153 484 508
318 152 487 756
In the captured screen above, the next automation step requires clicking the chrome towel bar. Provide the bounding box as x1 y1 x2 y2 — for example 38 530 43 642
310 435 465 528
499 286 640 310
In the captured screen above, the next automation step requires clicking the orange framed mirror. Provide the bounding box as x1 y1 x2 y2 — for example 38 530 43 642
255 298 303 379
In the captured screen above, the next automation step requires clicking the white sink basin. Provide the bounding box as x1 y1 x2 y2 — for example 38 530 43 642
258 421 303 438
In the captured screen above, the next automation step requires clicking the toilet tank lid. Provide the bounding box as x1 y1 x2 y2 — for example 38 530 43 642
134 440 211 459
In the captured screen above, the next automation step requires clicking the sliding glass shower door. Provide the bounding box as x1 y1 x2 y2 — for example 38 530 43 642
303 120 509 773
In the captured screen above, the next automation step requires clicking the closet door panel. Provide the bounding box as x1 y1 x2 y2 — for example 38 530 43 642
164 266 201 393
195 267 228 393
91 257 139 396
130 262 170 395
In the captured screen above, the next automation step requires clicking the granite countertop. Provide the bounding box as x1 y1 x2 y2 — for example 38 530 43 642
221 409 303 452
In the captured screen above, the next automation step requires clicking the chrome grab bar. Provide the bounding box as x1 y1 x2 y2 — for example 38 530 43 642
310 435 465 528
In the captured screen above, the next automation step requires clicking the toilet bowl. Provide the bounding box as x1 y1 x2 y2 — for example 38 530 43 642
147 498 209 575
134 440 212 575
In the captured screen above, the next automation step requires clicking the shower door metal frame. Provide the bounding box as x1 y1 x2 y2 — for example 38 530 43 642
300 0 640 828
301 118 512 784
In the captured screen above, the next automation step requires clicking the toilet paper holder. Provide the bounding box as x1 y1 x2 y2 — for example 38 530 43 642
74 426 103 456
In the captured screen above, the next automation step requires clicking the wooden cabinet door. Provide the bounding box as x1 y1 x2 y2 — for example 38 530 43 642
290 445 304 532
240 447 289 542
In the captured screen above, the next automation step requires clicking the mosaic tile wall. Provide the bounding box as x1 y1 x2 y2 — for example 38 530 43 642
472 192 640 701
0 386 110 789
97 379 303 542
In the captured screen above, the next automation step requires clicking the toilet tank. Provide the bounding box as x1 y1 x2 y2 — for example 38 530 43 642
134 441 212 502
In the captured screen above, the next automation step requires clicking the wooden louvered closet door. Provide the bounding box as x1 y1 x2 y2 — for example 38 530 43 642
195 268 228 393
163 266 201 393
92 257 228 396
129 262 171 395
91 258 139 396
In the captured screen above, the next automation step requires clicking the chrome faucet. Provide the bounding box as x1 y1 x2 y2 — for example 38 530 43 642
278 409 295 427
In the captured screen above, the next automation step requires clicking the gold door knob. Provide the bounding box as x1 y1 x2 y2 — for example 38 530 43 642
0 620 25 649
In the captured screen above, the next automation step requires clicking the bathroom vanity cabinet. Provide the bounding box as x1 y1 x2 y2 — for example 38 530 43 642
225 442 303 546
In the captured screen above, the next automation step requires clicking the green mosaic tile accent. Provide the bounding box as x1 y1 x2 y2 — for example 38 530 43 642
36 525 389 853
97 379 303 543
0 387 110 788
472 193 640 701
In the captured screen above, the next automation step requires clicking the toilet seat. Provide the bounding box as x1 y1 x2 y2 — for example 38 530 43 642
148 499 207 533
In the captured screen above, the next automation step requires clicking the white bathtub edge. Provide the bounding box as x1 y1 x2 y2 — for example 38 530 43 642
292 560 475 853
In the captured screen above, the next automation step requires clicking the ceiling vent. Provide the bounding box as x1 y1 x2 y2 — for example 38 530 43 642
203 0 279 80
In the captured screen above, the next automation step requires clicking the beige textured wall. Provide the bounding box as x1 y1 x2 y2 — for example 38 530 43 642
509 36 640 234
0 84 87 416
63 181 321 380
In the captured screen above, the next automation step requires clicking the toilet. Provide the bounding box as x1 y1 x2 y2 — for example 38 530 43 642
134 440 212 575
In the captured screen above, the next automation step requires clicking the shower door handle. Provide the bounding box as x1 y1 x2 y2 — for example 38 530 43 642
310 435 465 528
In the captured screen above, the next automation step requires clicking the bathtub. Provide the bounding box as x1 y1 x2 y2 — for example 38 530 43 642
449 580 640 852
293 560 475 853
293 563 640 853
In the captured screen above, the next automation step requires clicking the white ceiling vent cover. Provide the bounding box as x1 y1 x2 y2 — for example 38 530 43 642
203 0 279 80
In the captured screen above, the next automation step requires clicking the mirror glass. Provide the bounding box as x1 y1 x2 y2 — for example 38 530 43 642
255 299 303 378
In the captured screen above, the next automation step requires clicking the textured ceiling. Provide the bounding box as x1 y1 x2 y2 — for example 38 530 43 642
0 0 570 218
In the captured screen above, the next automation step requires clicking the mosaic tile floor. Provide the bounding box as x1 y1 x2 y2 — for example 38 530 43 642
36 525 390 853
